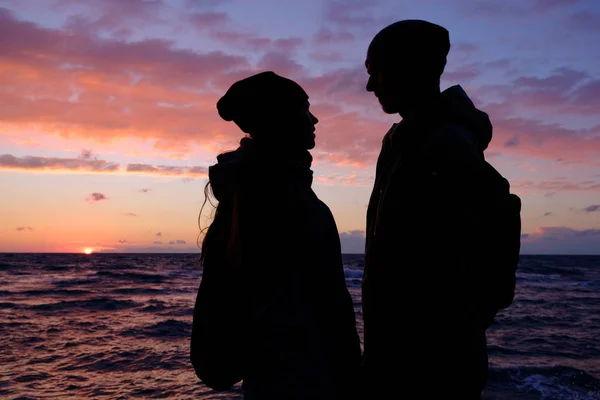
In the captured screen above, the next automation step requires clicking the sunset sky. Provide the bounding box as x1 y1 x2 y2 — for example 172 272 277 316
1 0 599 254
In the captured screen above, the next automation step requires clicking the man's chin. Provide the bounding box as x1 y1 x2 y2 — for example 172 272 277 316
378 99 398 114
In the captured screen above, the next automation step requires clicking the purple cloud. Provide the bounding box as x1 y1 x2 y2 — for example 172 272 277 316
16 226 33 232
522 226 600 254
0 154 209 178
313 27 355 45
504 136 520 148
583 205 600 213
79 149 94 160
533 0 582 12
324 0 380 28
0 154 119 173
567 10 600 32
339 230 365 254
86 192 108 203
187 11 229 30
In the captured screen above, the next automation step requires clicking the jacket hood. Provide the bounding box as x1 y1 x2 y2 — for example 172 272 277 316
207 138 313 203
439 85 493 151
207 148 248 203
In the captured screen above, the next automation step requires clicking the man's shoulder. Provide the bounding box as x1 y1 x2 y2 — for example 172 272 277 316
383 122 400 141
429 120 477 148
423 120 486 170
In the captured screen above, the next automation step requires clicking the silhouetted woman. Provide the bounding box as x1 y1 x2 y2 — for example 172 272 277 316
190 71 361 400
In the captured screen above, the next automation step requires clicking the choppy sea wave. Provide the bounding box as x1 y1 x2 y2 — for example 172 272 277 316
0 253 599 399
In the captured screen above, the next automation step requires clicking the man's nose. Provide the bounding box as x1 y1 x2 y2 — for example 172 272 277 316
366 75 374 92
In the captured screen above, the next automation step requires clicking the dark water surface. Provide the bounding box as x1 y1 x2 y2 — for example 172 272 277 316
0 253 598 399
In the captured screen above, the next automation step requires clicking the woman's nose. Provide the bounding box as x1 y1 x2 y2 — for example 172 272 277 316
311 113 318 124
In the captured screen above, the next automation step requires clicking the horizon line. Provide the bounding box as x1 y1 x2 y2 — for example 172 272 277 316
1 252 599 256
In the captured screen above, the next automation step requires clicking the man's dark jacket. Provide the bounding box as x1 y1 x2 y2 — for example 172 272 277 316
362 85 493 398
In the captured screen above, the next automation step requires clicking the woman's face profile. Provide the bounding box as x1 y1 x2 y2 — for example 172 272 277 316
282 100 318 150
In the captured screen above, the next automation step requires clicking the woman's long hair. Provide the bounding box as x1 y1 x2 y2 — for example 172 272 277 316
197 181 242 269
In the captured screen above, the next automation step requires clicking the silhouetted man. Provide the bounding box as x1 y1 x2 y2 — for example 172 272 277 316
362 20 498 399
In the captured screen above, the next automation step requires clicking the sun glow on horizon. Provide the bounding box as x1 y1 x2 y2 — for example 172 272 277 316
83 248 94 255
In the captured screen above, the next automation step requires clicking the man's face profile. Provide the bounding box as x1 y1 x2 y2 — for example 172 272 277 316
365 54 407 115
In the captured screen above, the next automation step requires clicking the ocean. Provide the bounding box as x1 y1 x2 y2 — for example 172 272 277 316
0 253 598 399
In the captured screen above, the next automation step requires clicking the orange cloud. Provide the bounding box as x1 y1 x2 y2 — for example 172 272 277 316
0 8 247 142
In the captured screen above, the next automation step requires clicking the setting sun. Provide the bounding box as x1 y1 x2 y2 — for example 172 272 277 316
83 248 94 255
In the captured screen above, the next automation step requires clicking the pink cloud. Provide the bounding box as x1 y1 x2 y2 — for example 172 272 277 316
122 212 137 217
16 226 34 232
125 163 207 177
452 43 481 55
488 117 600 164
153 140 194 153
511 178 600 194
0 5 597 171
313 111 390 166
315 173 372 187
0 8 247 142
